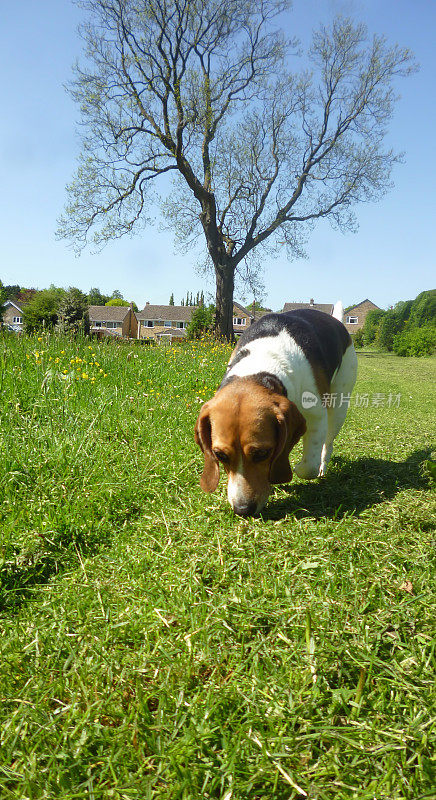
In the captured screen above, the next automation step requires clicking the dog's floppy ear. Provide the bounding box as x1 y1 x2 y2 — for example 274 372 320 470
194 404 220 492
270 398 306 484
288 400 306 451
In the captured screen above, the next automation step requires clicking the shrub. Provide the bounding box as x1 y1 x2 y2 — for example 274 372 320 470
393 324 436 356
352 328 364 348
408 289 436 328
392 299 413 325
375 310 402 351
23 290 61 333
186 305 215 339
56 287 90 335
362 309 386 345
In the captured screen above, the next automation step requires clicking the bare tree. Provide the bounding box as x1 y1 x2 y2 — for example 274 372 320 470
58 0 416 339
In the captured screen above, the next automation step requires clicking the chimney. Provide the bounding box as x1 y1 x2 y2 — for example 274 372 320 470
146 301 150 305
310 298 314 305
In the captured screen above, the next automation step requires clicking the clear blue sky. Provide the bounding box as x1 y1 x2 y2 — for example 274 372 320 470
0 0 434 311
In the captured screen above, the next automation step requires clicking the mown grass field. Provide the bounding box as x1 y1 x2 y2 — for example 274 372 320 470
0 332 435 800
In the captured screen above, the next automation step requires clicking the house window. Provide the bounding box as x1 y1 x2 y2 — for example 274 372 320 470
233 317 246 326
164 321 172 328
347 316 358 324
144 320 153 327
13 316 23 324
94 321 102 327
176 321 185 328
155 320 164 326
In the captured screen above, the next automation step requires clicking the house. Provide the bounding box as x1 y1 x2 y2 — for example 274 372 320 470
281 297 381 334
2 290 39 331
282 298 334 315
136 301 253 341
136 304 194 341
88 304 138 338
343 299 381 333
232 302 253 335
2 300 25 331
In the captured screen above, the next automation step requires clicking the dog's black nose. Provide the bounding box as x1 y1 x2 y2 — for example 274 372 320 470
233 500 257 517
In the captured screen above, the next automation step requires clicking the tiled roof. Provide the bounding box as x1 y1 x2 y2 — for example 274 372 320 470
88 305 131 321
137 305 196 322
137 301 253 322
345 299 380 312
4 299 25 312
282 302 333 314
233 301 252 316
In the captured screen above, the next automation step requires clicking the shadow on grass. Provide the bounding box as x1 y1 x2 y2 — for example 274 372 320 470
355 349 387 358
263 448 432 521
1 451 431 612
0 547 69 614
0 490 145 614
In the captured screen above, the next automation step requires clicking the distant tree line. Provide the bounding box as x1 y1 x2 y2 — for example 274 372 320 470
353 290 435 356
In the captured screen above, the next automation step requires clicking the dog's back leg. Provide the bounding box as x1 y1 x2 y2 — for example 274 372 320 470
319 344 358 475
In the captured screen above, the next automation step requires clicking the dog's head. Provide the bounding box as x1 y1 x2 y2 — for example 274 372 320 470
195 378 306 515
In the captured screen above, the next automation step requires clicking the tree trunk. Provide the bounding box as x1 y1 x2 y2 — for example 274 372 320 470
215 262 235 341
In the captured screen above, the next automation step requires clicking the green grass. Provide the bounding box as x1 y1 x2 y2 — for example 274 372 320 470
0 332 435 800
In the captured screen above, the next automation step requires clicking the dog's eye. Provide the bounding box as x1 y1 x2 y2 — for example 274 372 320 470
251 449 271 463
213 450 229 464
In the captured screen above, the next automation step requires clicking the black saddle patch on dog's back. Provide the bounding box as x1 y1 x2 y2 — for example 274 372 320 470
231 309 351 384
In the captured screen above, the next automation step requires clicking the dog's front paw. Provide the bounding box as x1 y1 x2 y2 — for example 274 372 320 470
294 460 320 480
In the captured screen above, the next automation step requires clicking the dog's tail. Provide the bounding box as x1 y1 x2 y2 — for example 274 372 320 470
332 300 344 323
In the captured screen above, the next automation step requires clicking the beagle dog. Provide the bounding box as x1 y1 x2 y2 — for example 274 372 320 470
195 308 357 516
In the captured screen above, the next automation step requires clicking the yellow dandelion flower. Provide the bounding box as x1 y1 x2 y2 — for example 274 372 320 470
82 373 88 380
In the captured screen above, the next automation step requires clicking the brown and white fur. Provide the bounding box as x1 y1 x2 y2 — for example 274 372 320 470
195 307 357 516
